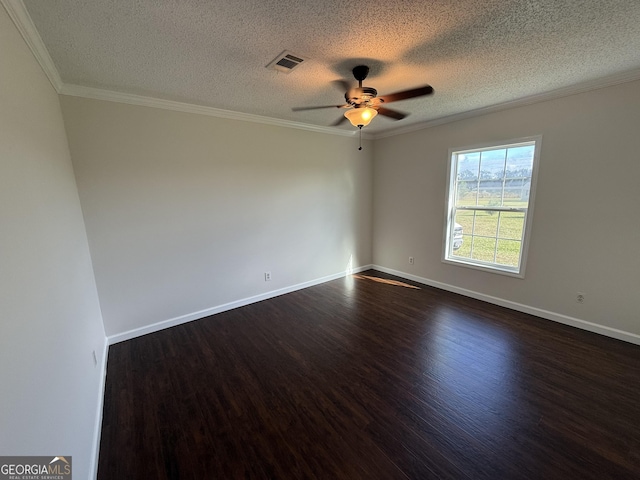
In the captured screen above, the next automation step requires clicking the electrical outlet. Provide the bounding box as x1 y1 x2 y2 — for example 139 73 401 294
576 292 585 304
409 256 414 265
265 271 272 282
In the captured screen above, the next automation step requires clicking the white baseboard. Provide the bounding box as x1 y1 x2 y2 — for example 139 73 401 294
90 338 109 479
373 265 640 346
107 265 373 345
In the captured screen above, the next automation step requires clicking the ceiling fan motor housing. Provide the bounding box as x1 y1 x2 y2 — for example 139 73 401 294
346 87 378 106
352 65 370 82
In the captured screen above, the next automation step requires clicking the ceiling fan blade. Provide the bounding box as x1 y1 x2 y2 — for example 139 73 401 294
376 107 408 120
330 116 348 127
378 85 434 104
292 104 348 111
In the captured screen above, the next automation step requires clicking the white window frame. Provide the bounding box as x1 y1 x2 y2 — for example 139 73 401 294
442 136 542 277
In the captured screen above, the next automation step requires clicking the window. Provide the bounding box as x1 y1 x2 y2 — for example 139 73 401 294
443 137 541 276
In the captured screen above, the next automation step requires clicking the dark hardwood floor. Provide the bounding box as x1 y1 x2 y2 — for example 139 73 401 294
97 270 640 479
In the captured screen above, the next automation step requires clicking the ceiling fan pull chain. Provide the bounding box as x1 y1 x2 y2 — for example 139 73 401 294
358 125 363 151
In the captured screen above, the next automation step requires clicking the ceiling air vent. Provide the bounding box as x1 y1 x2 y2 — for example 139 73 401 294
267 51 307 73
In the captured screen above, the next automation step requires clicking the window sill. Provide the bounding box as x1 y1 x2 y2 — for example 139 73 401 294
442 256 526 278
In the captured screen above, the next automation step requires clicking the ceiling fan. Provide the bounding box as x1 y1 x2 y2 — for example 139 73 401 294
292 65 434 128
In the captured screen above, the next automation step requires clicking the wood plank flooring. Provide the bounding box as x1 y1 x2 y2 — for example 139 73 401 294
97 270 640 479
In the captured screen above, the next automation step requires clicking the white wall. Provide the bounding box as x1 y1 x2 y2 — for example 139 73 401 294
60 96 373 339
0 5 106 479
373 80 640 342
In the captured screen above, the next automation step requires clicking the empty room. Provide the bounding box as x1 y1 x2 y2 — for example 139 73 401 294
1 0 640 479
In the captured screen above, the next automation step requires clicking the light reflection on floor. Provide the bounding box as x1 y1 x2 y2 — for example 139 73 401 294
353 274 421 289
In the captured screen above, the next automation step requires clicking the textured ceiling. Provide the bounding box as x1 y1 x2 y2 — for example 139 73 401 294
17 0 640 134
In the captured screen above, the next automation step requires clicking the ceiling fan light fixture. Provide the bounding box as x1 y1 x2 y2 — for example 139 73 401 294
344 106 378 127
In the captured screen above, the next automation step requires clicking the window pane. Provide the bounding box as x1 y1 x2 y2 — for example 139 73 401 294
496 239 521 267
479 149 506 181
503 178 530 205
472 236 496 262
454 235 472 258
454 209 474 234
472 209 499 237
451 210 472 257
457 152 480 181
477 179 502 206
505 145 534 179
498 212 524 240
456 152 480 205
456 180 476 204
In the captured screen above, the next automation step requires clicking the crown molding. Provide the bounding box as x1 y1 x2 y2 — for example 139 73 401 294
60 83 358 137
1 0 63 92
2 0 355 137
373 68 640 140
